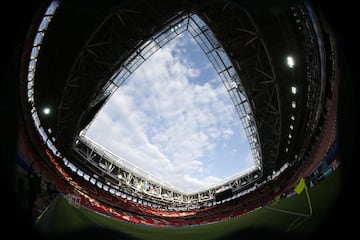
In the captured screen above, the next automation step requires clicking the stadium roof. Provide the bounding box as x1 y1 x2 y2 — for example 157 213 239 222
19 0 336 206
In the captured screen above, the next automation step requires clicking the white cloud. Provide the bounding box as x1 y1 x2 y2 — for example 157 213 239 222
223 128 234 139
85 33 254 192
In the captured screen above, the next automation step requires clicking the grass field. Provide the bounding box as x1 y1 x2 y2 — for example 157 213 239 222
35 168 342 240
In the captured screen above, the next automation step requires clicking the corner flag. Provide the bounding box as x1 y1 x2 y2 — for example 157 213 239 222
294 178 307 194
266 177 312 232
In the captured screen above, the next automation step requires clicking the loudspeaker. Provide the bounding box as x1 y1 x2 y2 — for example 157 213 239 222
215 188 233 202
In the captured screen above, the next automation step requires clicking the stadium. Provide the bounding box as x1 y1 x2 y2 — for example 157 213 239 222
1 0 355 239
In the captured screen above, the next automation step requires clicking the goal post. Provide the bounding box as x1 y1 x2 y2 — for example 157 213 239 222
65 193 81 208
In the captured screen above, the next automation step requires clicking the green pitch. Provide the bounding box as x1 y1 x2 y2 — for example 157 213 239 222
35 168 342 240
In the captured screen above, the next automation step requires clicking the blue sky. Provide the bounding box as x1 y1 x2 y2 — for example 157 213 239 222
85 32 255 192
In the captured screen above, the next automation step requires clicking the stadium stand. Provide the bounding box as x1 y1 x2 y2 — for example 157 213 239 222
1 0 355 239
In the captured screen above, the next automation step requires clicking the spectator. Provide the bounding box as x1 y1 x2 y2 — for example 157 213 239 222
16 178 27 213
27 172 41 220
27 161 34 178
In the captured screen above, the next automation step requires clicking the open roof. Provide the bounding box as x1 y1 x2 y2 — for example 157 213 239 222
21 0 333 206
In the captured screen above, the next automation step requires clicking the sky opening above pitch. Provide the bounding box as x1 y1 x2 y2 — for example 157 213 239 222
85 31 255 192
